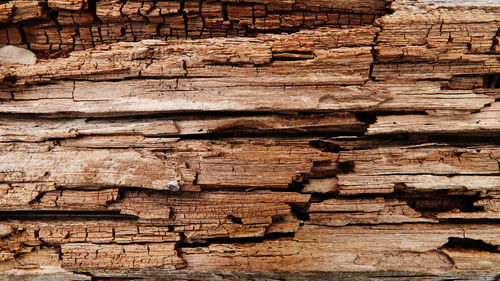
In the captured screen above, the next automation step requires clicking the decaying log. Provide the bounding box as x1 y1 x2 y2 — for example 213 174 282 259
0 0 499 280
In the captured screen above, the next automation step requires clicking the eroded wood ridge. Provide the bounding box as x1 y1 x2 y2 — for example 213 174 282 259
0 0 390 53
0 0 500 280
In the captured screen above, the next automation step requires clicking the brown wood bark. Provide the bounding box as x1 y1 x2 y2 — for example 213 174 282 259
0 0 499 280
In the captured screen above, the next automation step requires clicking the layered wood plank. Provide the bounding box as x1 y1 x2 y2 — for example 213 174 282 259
0 0 499 280
0 0 390 51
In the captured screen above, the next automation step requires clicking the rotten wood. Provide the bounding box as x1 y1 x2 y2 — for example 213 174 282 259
0 0 499 280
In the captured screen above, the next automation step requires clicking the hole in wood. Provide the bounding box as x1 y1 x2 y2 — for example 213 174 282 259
441 237 500 253
484 74 500 89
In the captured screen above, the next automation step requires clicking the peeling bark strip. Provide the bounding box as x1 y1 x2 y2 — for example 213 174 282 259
1 0 500 280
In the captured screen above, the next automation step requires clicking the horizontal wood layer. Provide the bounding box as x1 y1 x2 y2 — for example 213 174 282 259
0 0 390 52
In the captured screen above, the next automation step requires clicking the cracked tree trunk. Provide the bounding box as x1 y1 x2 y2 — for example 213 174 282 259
0 0 499 280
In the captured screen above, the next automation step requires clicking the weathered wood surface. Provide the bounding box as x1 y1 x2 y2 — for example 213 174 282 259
0 0 499 280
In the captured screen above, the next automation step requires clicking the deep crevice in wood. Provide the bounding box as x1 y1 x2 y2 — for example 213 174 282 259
0 210 139 220
441 237 500 253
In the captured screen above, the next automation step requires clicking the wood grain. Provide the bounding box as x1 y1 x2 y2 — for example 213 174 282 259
0 0 499 280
